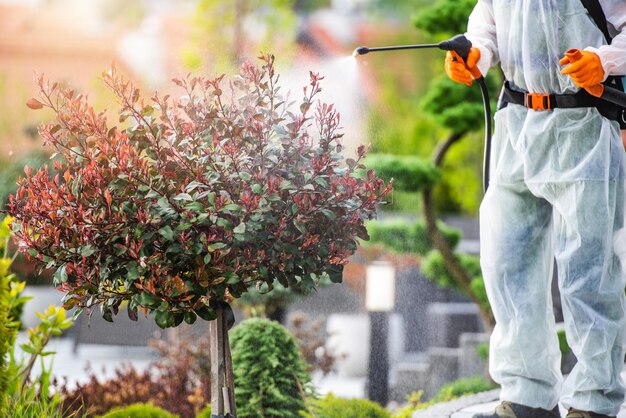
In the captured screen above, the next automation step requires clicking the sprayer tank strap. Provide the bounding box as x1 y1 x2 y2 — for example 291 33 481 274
499 81 604 111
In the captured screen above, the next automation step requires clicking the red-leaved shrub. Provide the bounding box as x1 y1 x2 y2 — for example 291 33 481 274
9 54 390 327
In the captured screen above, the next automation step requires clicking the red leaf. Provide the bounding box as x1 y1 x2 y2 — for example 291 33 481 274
26 98 44 110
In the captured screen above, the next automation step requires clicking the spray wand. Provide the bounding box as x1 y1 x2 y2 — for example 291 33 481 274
353 34 493 192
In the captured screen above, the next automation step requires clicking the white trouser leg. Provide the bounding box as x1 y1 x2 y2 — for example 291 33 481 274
480 182 562 410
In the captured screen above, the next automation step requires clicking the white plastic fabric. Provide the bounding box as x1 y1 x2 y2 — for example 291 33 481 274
465 1 626 416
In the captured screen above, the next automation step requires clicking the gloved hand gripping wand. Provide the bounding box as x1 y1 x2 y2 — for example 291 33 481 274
564 48 626 108
354 35 493 192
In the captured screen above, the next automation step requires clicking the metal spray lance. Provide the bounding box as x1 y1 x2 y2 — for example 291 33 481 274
353 34 493 193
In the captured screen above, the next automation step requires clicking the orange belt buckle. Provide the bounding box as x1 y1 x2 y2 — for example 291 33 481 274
525 93 551 111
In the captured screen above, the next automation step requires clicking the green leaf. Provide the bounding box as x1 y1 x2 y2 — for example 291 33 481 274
138 292 159 306
159 225 174 241
184 311 197 325
251 183 263 194
233 223 246 234
207 242 227 252
280 180 295 190
239 172 251 181
53 265 68 284
196 306 217 321
222 203 241 212
155 310 173 328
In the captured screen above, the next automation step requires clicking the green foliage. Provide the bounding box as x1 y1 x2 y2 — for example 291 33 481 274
363 154 440 193
0 150 50 210
185 0 298 71
432 131 483 214
196 405 211 418
476 342 489 361
394 376 496 417
6 390 65 418
365 219 461 256
303 394 391 418
420 75 499 135
413 0 477 36
431 376 496 403
421 250 489 310
294 0 330 12
6 305 73 418
0 271 14 416
230 318 312 418
99 403 178 418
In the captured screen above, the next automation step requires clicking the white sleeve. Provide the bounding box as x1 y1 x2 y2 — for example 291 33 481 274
465 0 499 77
587 1 626 77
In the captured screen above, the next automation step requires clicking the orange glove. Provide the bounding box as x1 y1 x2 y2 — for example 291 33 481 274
560 50 604 88
445 47 481 86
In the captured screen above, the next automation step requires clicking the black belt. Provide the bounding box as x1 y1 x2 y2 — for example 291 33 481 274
500 81 604 111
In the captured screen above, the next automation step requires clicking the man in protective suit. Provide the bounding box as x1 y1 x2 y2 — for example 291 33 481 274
445 1 626 418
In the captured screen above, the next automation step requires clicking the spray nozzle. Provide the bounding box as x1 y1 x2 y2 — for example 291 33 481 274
353 47 370 57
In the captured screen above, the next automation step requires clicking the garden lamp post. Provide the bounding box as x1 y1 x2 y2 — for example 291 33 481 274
366 260 396 406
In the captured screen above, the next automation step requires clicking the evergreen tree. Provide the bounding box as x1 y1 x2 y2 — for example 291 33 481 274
230 318 312 418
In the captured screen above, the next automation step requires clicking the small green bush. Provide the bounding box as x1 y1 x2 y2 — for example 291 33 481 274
99 403 178 418
230 318 312 418
363 153 440 193
394 376 497 418
196 405 211 418
303 394 391 418
430 376 496 404
366 219 461 256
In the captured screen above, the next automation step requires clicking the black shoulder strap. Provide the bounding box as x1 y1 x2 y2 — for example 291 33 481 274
580 0 612 42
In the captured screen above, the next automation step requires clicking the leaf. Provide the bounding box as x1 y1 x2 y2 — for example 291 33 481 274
155 310 173 328
251 184 263 194
26 98 44 110
196 306 217 321
138 292 159 306
239 172 251 181
159 225 174 241
207 242 227 252
53 265 68 285
233 222 246 234
184 311 197 325
222 203 241 212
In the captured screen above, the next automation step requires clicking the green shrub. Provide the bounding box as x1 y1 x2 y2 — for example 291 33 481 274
421 250 488 311
430 376 496 404
99 403 178 418
230 318 312 418
303 394 391 418
196 405 211 418
0 273 14 416
363 153 440 193
366 219 461 256
394 376 497 418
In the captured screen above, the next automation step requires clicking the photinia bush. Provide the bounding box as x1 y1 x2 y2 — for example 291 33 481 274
9 54 391 328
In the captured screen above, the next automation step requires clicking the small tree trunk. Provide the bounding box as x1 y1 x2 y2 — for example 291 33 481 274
210 304 237 417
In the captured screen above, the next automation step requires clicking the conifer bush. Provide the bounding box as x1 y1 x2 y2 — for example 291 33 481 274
229 318 311 418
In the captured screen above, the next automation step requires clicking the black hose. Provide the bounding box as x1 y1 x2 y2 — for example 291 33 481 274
476 77 492 192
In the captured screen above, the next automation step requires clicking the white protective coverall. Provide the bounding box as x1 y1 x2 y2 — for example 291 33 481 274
466 1 626 415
